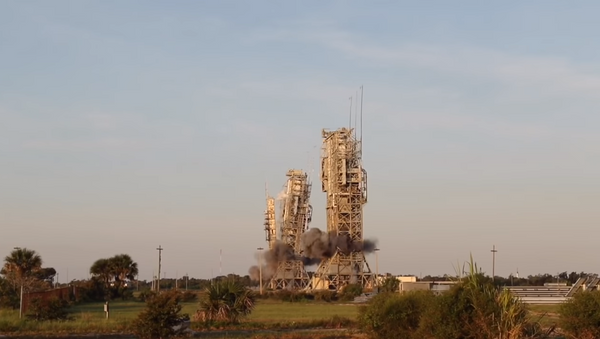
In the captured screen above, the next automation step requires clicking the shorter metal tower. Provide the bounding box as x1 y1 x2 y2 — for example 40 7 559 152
264 194 277 250
269 169 313 289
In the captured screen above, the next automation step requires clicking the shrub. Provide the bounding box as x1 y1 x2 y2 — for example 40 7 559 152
119 287 134 300
180 290 197 302
417 257 545 339
312 290 336 302
0 278 19 309
360 256 547 339
378 276 400 293
26 296 71 321
277 290 312 302
198 280 255 324
358 291 434 339
559 290 600 339
132 290 188 339
339 283 363 301
137 289 156 302
74 277 106 302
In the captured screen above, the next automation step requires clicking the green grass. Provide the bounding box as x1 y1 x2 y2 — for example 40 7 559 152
0 299 561 336
527 304 561 328
248 300 359 322
0 299 359 335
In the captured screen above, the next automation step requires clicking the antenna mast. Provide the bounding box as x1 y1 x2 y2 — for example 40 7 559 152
360 86 364 144
349 96 352 130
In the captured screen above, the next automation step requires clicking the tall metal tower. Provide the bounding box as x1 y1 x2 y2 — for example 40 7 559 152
264 194 277 250
269 169 313 289
311 127 374 290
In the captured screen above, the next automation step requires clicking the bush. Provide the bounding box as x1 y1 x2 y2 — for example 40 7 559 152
378 276 400 293
416 283 477 339
277 290 312 302
339 283 363 301
119 287 134 300
312 290 336 302
359 257 548 339
559 290 600 339
358 291 434 339
26 297 71 321
0 278 19 309
180 290 197 302
74 277 107 302
417 258 545 339
198 280 255 324
132 290 188 339
137 289 156 302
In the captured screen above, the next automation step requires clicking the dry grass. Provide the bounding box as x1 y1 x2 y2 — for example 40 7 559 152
527 304 561 328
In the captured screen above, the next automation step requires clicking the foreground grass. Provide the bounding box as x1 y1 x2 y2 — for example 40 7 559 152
0 299 561 336
527 304 561 328
0 300 359 335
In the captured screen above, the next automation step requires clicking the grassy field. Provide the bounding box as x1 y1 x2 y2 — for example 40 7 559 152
527 304 561 328
0 299 561 336
65 299 359 322
247 299 359 322
0 299 360 336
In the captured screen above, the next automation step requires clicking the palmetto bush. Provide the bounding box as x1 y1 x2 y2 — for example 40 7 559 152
197 280 255 324
559 290 600 339
359 255 551 339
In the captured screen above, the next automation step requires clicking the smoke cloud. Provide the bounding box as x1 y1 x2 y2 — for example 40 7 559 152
300 228 377 259
248 228 378 281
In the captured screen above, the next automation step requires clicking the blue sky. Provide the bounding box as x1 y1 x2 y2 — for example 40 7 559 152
2 1 600 281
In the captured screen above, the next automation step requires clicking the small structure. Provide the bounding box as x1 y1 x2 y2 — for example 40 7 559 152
505 274 600 304
400 281 456 295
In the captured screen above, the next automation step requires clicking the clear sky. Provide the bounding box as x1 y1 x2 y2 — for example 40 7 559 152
2 1 600 281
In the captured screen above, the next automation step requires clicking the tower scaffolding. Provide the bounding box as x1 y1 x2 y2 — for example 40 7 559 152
310 127 374 290
268 169 313 289
264 194 277 250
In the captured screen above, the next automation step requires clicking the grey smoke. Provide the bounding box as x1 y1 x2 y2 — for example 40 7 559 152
248 241 297 281
300 228 378 260
249 228 378 281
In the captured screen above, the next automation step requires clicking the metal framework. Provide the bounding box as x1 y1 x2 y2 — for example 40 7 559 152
268 169 313 289
264 194 277 250
311 127 374 290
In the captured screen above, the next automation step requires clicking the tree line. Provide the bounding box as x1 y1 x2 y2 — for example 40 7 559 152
419 271 593 286
1 247 596 309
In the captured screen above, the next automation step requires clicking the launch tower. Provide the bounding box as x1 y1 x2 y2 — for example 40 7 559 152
311 127 374 290
264 194 277 250
268 169 313 289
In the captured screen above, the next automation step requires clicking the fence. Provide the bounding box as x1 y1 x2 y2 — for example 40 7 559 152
22 286 78 314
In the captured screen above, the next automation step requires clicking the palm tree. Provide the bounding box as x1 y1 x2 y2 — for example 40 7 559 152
110 254 138 289
198 280 255 323
2 248 43 290
90 258 112 291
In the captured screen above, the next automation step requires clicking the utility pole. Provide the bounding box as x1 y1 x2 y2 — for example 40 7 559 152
491 245 498 281
374 248 380 286
257 247 264 295
185 273 188 291
156 245 163 292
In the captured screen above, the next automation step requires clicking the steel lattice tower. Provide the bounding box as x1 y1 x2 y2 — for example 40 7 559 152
264 195 277 250
311 128 374 290
268 169 313 289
